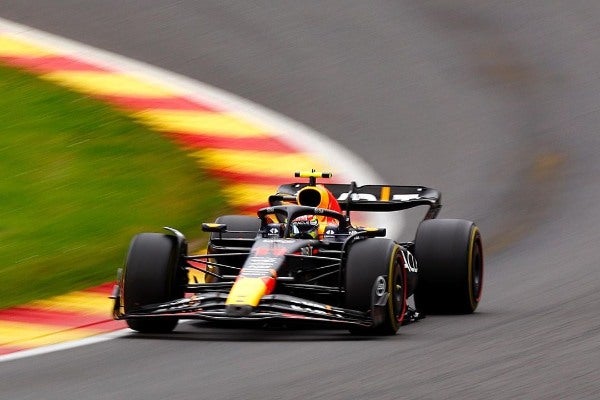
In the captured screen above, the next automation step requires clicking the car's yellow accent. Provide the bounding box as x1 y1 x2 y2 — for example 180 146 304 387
295 170 332 179
380 186 391 201
225 277 268 307
201 223 227 232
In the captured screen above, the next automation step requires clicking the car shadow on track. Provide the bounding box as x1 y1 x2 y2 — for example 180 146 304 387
116 320 395 342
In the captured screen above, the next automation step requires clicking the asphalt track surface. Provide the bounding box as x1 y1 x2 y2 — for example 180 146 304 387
1 2 599 399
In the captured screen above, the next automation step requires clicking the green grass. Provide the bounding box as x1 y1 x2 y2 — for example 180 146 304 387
0 65 229 308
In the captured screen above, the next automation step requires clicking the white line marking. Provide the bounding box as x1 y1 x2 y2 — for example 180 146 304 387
0 329 132 363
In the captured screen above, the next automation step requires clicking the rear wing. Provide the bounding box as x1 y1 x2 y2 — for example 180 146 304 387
273 182 442 220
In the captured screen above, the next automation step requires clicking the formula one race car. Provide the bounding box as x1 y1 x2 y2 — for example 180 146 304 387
112 171 483 335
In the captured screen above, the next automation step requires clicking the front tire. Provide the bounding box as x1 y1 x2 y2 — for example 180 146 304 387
123 233 187 333
345 239 407 335
414 219 483 314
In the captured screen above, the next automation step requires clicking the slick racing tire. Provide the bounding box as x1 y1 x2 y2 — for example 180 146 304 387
207 215 261 277
345 238 407 335
123 233 187 333
414 219 483 314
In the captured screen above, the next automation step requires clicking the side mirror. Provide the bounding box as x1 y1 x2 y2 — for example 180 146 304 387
364 227 386 237
201 223 227 233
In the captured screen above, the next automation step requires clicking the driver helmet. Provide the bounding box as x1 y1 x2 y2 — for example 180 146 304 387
290 215 319 239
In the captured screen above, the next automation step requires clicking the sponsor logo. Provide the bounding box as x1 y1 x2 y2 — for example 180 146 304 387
402 249 418 273
392 194 420 201
338 192 378 202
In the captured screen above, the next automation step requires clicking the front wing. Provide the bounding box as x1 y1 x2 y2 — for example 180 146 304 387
114 291 374 329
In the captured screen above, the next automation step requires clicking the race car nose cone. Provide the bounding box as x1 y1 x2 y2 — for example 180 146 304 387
226 304 254 317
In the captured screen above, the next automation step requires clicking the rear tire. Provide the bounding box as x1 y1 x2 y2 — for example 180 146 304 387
123 233 187 333
414 219 483 314
207 215 260 276
345 239 407 335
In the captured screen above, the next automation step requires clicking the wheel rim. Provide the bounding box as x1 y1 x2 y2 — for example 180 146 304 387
392 255 406 323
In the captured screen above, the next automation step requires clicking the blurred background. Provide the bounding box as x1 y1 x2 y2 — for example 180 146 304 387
0 1 598 399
